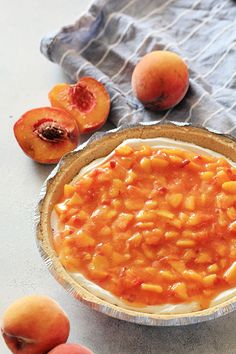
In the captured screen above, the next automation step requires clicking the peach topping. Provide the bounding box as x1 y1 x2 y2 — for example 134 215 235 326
53 144 236 308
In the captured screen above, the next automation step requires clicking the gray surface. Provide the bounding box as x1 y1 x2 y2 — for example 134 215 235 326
1 1 236 354
41 0 236 134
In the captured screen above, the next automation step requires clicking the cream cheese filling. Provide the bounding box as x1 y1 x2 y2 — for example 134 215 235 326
51 138 236 314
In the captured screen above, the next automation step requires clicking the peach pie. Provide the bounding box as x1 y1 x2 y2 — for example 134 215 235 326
50 135 236 314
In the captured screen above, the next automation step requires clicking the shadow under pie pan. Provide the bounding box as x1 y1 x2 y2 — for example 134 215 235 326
35 122 236 326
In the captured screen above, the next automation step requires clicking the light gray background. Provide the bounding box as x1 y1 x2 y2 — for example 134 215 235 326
0 1 236 353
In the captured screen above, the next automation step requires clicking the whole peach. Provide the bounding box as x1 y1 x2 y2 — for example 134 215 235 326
131 50 189 110
1 295 70 354
48 343 94 354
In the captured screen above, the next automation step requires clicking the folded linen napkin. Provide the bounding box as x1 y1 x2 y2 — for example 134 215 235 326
41 0 236 136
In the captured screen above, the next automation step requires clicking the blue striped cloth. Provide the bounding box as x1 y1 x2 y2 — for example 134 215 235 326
41 0 236 135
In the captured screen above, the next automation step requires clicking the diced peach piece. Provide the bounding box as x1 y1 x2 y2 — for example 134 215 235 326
127 232 143 248
55 203 68 214
214 242 227 256
203 274 217 287
207 264 219 273
113 213 134 231
176 239 195 247
63 184 76 198
227 207 236 221
79 176 93 191
169 155 183 165
115 145 133 156
60 253 82 272
75 231 95 248
142 244 156 260
125 170 137 184
66 208 79 217
136 210 156 222
151 157 169 168
97 172 111 183
179 212 188 223
134 258 145 266
169 260 185 273
161 148 186 157
186 213 201 226
140 157 152 173
166 193 183 208
145 200 158 209
159 270 176 281
143 229 163 245
187 161 202 171
184 196 196 211
109 179 124 197
90 254 109 272
111 199 122 209
78 211 89 222
135 222 155 229
229 221 236 233
141 145 153 155
200 171 214 181
141 283 163 293
195 252 212 264
222 181 236 194
215 170 230 185
183 270 202 282
182 249 197 261
125 199 143 211
96 242 113 257
144 267 158 277
89 268 108 280
218 210 228 227
112 252 128 266
168 218 183 229
172 282 188 300
81 252 92 262
206 162 218 171
67 192 83 206
100 226 112 237
230 240 236 258
199 193 207 207
165 231 179 240
155 210 174 219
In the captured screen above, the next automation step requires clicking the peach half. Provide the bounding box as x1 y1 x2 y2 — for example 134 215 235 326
132 50 189 111
14 107 80 164
49 77 110 134
48 343 94 354
1 295 70 354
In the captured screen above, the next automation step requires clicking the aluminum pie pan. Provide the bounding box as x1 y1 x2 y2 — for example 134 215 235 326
35 121 236 326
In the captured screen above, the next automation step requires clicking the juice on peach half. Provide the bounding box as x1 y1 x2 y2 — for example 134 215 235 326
132 51 189 111
49 77 110 134
52 138 236 313
14 107 80 164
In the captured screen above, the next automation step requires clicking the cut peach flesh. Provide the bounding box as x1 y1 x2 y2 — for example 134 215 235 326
49 77 110 134
14 107 79 164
